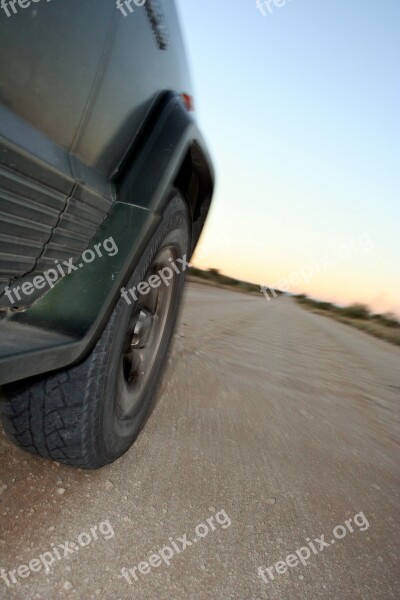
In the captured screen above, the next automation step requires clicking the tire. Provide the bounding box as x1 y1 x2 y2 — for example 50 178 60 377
1 192 190 469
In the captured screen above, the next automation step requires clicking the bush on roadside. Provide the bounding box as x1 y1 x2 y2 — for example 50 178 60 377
317 301 335 311
371 313 400 328
340 303 370 320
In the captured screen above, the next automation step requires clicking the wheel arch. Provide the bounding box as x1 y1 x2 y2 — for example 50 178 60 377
114 91 215 257
0 93 215 385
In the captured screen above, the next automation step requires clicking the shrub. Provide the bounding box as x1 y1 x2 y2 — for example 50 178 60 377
316 301 334 311
208 268 221 278
372 313 400 328
295 294 308 301
341 303 370 320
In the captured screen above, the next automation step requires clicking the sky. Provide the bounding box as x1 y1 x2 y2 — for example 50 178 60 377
175 0 400 316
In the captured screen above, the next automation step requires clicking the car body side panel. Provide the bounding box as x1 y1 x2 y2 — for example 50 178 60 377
73 1 193 178
0 1 118 296
0 0 116 151
0 1 194 300
0 107 114 303
0 2 214 381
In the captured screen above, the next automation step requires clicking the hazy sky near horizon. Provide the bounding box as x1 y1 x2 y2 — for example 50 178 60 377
175 0 400 316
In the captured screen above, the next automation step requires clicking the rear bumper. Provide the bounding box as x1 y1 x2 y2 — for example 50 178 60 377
0 94 214 385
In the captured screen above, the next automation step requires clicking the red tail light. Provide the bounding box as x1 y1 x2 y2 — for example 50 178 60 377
181 93 194 112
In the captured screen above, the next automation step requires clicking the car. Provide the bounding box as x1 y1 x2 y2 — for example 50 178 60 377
0 0 214 469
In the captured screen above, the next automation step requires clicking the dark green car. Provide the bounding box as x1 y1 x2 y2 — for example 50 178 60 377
0 0 214 468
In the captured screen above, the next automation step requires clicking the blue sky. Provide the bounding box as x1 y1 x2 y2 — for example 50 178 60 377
175 0 400 315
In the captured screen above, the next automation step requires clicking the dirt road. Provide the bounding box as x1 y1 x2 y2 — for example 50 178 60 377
0 283 399 599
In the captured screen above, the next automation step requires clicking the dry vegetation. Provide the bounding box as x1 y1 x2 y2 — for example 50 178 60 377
295 296 400 346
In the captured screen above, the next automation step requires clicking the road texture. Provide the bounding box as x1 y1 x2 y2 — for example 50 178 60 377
0 283 399 599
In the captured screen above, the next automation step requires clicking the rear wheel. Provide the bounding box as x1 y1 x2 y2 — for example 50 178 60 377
1 192 190 469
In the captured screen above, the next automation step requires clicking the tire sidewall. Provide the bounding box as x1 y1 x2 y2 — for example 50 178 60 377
89 195 189 465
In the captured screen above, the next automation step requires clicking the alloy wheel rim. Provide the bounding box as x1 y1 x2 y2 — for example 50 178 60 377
116 247 176 418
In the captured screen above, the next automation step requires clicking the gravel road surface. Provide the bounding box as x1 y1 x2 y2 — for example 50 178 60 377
0 283 399 599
